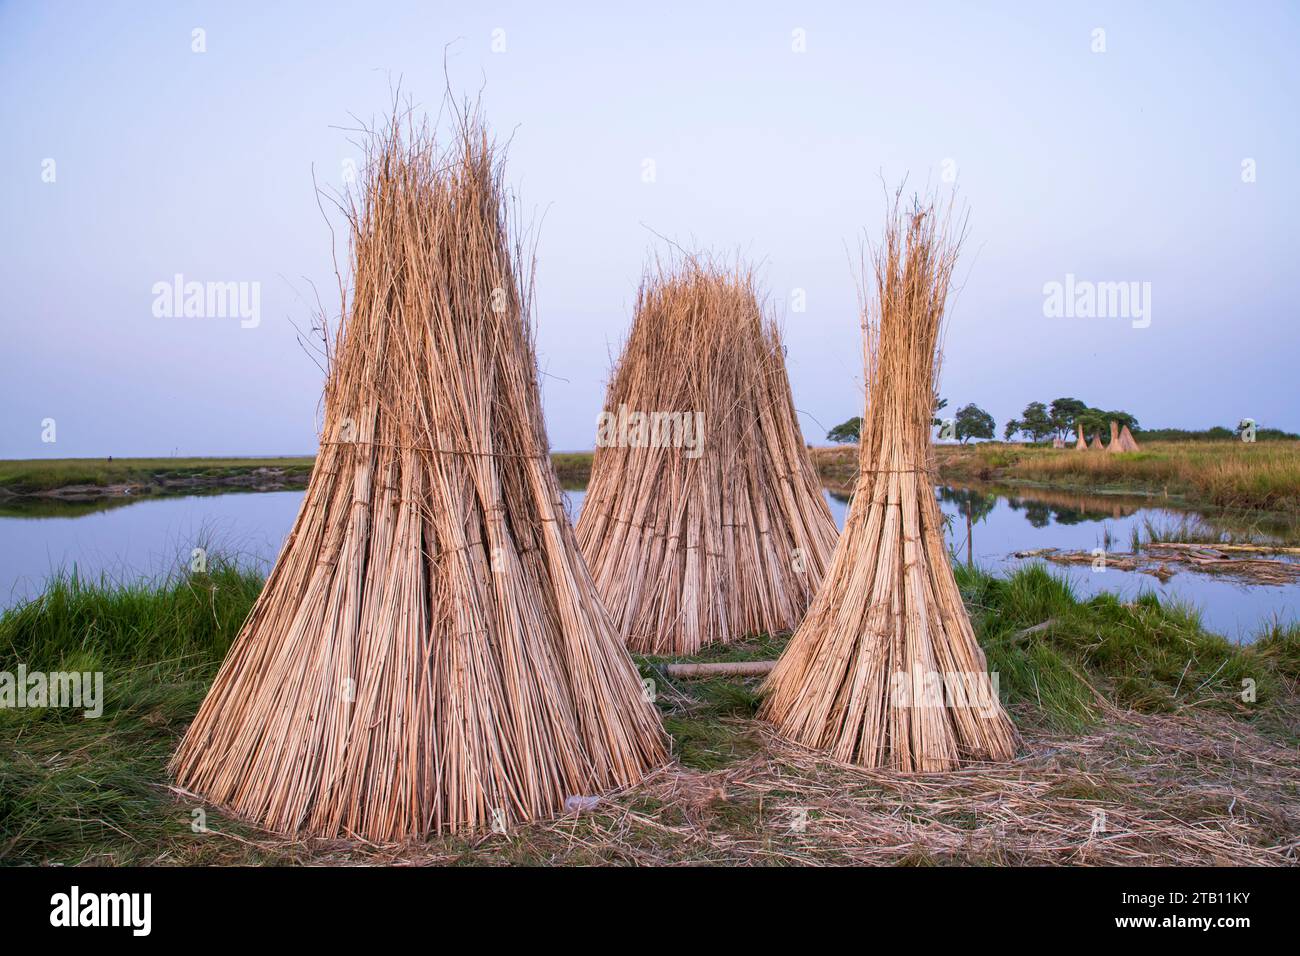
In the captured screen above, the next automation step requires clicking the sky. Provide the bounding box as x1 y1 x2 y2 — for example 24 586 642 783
2 0 1297 458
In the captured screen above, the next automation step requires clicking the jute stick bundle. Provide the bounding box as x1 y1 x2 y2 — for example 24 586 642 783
172 109 666 840
1107 420 1123 452
575 259 838 656
1118 423 1140 452
760 198 1018 770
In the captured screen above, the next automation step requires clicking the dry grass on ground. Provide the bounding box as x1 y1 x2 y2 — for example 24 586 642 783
153 704 1299 867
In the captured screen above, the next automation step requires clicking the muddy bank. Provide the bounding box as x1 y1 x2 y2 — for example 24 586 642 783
0 466 308 502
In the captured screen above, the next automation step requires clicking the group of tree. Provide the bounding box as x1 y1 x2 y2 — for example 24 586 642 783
1002 398 1137 443
828 396 995 444
1135 425 1299 442
827 397 1294 446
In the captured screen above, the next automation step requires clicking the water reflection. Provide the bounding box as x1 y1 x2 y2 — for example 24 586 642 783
2 482 1296 641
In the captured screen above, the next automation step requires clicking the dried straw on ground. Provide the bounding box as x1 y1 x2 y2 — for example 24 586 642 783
760 198 1018 770
575 260 838 656
172 110 666 841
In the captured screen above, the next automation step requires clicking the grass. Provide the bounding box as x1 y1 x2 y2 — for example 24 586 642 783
0 563 262 863
1 561 1296 865
0 457 316 495
919 440 1300 512
549 452 593 489
0 455 597 497
10 441 1299 515
957 563 1280 731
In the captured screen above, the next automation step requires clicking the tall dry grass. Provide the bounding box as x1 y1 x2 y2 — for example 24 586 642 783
986 441 1300 510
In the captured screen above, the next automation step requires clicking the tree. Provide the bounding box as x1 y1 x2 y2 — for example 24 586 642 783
931 396 948 428
1103 409 1139 432
1048 397 1088 440
1006 401 1054 442
1075 406 1139 437
1003 418 1020 441
954 403 995 443
827 416 861 443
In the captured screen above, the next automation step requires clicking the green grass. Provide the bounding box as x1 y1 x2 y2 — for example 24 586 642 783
0 563 263 863
550 452 593 489
0 455 599 496
634 633 776 771
0 457 316 494
922 440 1300 512
957 562 1284 731
2 560 1296 864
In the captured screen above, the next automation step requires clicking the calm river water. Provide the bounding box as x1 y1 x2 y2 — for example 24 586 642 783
2 484 1296 641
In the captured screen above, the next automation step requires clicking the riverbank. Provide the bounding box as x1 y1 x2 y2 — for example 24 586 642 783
2 561 1296 865
6 440 1300 515
0 454 588 501
0 457 315 501
925 440 1300 512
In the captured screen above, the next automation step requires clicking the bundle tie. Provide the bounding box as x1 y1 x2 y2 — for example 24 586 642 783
320 438 550 461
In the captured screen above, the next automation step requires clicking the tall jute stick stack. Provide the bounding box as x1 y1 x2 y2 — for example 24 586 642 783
760 199 1018 770
575 260 838 656
172 111 666 841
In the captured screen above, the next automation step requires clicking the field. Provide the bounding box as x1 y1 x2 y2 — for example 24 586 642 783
0 457 315 496
909 440 1299 512
3 560 1297 865
7 442 1299 514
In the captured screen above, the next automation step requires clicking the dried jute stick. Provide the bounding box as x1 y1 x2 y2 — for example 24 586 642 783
576 257 838 656
172 106 667 841
760 196 1019 771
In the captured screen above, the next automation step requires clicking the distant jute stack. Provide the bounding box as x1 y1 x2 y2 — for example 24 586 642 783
172 111 666 840
576 260 838 656
761 199 1018 770
1107 420 1123 453
1118 423 1140 452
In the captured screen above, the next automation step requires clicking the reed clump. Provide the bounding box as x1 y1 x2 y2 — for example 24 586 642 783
576 259 838 656
761 198 1019 770
171 108 666 841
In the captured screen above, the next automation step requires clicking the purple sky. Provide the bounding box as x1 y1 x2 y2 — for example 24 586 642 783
3 0 1297 458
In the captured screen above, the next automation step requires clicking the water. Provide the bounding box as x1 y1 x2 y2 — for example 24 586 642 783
3 484 1296 642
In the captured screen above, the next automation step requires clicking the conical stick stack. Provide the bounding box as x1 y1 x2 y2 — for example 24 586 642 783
1118 423 1140 452
1074 426 1087 450
575 259 838 656
172 110 666 841
760 198 1018 771
1107 420 1122 452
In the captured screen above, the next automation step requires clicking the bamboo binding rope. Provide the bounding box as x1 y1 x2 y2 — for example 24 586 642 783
171 109 667 841
575 259 839 656
760 197 1019 771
